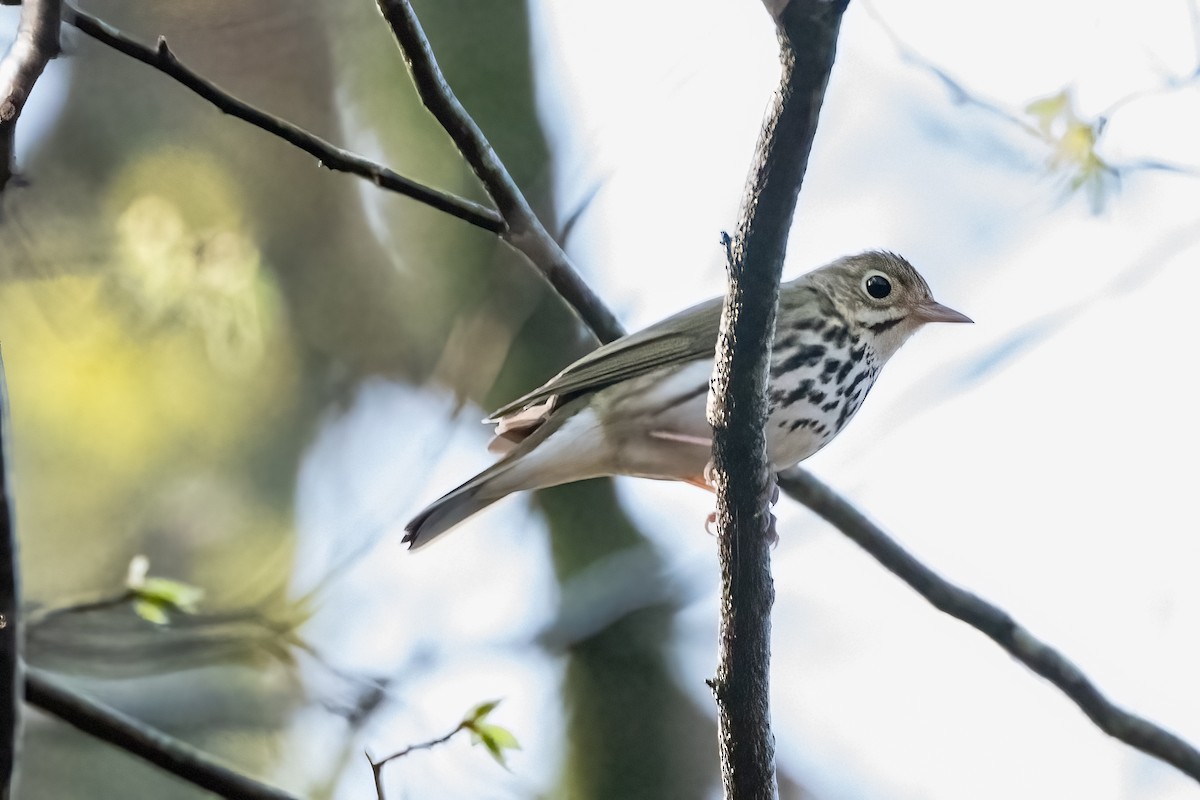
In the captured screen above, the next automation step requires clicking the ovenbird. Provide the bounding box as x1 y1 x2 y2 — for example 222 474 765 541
404 251 970 548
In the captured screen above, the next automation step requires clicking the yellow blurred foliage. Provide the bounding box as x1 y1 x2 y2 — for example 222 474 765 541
0 147 302 596
1024 88 1115 209
4 272 291 479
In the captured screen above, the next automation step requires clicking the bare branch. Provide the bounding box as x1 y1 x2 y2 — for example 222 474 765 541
0 0 60 191
367 700 515 800
366 721 468 800
24 592 135 629
60 0 623 344
0 351 20 797
58 3 504 234
861 0 1200 188
24 669 300 800
777 467 1200 785
375 0 626 345
707 3 848 797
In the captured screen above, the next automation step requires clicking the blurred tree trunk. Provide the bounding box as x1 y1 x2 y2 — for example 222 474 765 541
0 0 718 796
397 3 720 797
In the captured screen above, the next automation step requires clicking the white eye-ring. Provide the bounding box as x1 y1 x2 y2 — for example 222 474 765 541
862 271 892 300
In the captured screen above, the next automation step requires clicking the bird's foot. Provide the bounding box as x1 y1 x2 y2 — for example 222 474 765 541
701 470 780 544
704 510 779 546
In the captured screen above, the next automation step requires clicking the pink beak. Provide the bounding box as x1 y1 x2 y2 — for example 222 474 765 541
916 300 973 324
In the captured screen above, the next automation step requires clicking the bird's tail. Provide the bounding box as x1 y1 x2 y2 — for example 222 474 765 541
403 396 599 550
402 476 504 550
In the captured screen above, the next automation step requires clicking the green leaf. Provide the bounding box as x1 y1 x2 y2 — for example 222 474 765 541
132 576 205 613
1022 87 1114 210
1055 120 1098 164
470 722 521 767
126 562 204 624
465 699 501 724
478 723 519 751
1025 89 1071 135
460 700 519 767
133 598 171 625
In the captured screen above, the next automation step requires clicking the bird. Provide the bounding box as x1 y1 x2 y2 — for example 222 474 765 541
404 251 971 549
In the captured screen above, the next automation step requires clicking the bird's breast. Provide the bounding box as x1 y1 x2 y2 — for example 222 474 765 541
765 326 880 468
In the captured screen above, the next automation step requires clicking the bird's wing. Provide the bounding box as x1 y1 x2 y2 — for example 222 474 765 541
487 295 725 422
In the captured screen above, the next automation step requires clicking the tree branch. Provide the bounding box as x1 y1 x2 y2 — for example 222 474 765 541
23 670 300 800
60 0 624 345
707 3 848 797
366 721 467 800
366 700 515 800
56 2 504 234
0 351 20 798
375 0 626 345
0 0 60 191
777 466 1200 785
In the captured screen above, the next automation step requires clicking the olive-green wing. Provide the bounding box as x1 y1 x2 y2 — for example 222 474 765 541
487 295 725 421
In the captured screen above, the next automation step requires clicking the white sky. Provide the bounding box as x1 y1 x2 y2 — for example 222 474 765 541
296 1 1200 797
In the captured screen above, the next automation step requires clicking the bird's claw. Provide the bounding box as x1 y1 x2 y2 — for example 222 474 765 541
702 471 781 543
704 509 779 547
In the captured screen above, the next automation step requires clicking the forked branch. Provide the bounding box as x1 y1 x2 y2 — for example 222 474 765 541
0 0 60 190
375 0 626 344
60 3 504 233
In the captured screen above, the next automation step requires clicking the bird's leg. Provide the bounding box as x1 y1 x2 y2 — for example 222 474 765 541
687 462 778 546
648 430 720 528
764 472 780 547
700 459 718 535
680 471 717 536
698 466 780 546
649 430 712 448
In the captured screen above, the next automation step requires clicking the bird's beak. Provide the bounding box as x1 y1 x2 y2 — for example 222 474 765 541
916 300 973 324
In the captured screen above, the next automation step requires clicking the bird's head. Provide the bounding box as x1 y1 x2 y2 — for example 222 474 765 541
806 251 972 360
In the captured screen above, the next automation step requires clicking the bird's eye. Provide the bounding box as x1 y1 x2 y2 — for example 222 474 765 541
864 273 892 299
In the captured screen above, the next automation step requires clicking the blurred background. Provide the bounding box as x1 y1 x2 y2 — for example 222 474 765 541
1 0 1198 797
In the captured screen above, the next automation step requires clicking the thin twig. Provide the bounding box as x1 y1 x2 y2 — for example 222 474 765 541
24 669 301 800
0 351 20 798
707 3 849 797
24 592 134 628
62 0 623 344
59 2 504 234
375 0 626 345
367 720 469 800
861 0 1200 178
777 467 1200 785
0 0 61 191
